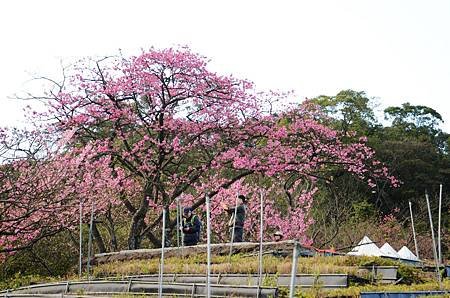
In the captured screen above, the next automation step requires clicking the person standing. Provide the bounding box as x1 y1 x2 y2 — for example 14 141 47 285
222 194 247 242
181 206 202 246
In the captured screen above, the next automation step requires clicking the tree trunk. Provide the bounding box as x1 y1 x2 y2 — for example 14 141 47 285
92 221 107 254
105 207 118 252
128 185 151 250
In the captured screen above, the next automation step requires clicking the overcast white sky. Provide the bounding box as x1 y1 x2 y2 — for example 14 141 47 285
1 0 449 131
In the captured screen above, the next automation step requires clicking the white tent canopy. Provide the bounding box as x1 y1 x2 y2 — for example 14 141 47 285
380 242 401 259
347 236 382 257
397 246 419 261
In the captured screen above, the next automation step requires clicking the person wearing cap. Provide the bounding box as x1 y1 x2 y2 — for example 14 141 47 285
181 206 202 246
221 194 247 242
274 231 284 242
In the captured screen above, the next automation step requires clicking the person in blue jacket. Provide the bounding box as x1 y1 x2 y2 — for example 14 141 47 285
181 206 202 246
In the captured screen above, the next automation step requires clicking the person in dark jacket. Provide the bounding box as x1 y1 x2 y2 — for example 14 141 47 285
222 194 247 242
181 206 201 246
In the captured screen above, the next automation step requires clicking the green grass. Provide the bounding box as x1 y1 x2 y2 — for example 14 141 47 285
304 279 450 298
0 273 58 291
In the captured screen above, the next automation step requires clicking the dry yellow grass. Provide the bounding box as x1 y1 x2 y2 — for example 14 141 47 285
92 254 374 278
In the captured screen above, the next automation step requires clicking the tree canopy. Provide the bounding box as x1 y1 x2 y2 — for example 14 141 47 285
0 49 397 259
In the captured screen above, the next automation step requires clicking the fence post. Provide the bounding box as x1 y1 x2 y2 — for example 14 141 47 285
86 200 95 279
438 184 442 265
206 195 212 298
257 190 264 298
409 201 419 260
289 241 300 298
176 198 180 248
228 195 239 263
79 200 83 278
426 192 442 287
180 205 184 256
158 208 167 298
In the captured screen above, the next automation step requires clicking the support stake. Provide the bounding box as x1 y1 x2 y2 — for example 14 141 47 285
426 192 442 287
438 184 442 265
409 201 419 260
176 198 180 248
289 241 300 298
158 208 167 298
86 200 95 280
78 200 83 278
257 190 264 298
206 195 212 298
228 194 239 263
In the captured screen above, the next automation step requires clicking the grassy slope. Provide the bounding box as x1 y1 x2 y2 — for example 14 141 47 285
2 254 450 298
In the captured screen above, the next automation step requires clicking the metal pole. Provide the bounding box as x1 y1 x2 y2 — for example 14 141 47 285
409 201 419 260
176 198 180 248
206 195 212 298
438 184 442 265
257 190 264 298
425 192 442 287
228 195 239 263
289 241 300 298
158 208 166 298
180 205 184 256
79 200 83 279
86 200 95 279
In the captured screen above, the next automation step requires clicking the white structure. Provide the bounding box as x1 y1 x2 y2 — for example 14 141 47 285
347 236 382 257
380 243 401 259
397 246 419 261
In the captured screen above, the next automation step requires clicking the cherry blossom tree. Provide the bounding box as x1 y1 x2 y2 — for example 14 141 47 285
0 130 131 259
1 47 398 254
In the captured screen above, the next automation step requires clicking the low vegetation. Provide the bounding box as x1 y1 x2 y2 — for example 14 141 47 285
92 254 425 281
1 253 448 298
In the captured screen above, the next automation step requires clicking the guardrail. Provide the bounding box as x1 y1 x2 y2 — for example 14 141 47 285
117 273 348 288
1 280 278 298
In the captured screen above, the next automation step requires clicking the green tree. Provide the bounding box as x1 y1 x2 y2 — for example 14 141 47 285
310 91 449 257
311 90 380 136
